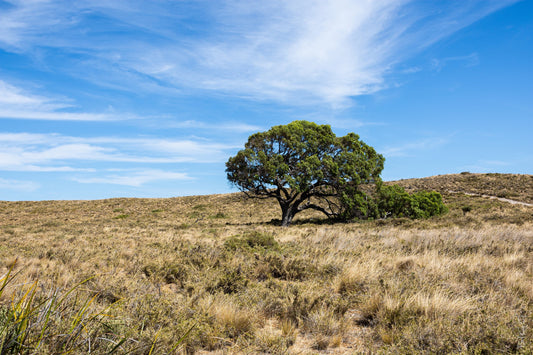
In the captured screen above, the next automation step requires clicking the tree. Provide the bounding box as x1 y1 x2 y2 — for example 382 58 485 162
226 121 385 226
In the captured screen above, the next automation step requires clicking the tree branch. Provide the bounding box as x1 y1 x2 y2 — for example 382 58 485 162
298 202 335 218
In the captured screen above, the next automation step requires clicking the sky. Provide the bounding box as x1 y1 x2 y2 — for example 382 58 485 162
0 0 531 201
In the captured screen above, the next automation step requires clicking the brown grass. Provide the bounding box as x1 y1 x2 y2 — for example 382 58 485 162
393 172 533 204
0 173 532 353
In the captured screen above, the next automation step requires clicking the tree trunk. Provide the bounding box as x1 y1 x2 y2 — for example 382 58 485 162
280 203 295 227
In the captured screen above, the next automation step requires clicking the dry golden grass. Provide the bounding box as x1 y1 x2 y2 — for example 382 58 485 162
394 172 533 204
0 173 532 353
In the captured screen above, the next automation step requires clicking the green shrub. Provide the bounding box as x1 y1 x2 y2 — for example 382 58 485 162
376 185 448 219
341 184 448 220
209 269 248 294
462 206 472 215
339 186 378 220
376 185 412 218
410 190 448 218
261 254 312 281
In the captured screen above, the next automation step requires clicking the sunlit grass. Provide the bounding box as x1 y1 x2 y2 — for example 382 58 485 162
0 173 531 353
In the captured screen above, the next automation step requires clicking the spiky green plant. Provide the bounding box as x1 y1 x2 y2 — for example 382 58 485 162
0 261 126 354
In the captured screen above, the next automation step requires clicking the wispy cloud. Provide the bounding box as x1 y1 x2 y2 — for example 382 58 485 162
73 169 192 187
431 53 480 72
380 137 448 157
460 159 513 173
0 80 68 110
0 132 235 172
0 1 518 106
0 178 39 191
170 120 262 133
0 80 139 121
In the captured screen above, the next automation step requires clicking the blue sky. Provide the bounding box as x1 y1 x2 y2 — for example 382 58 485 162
0 0 531 201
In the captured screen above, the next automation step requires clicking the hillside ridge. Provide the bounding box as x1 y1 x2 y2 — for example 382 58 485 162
1 172 532 205
390 172 533 205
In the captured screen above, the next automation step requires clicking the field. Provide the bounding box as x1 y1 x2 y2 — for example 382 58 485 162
1 173 532 354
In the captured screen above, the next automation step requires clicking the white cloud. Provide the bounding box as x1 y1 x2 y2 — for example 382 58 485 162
0 109 134 121
380 137 448 157
431 53 480 72
0 79 257 127
170 120 262 133
0 80 68 111
0 1 519 106
461 160 513 173
402 67 422 74
0 132 235 172
0 178 39 191
73 169 192 187
0 79 141 121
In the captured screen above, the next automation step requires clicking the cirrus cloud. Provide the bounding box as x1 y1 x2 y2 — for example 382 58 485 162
0 0 519 106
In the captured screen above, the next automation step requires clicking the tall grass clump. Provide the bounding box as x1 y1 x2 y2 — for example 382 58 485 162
0 261 126 354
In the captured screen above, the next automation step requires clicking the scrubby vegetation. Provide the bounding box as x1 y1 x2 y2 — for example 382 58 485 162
375 184 448 219
0 173 532 353
340 184 448 221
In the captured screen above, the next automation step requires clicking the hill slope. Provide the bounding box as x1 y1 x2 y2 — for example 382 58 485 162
392 172 533 204
0 173 531 354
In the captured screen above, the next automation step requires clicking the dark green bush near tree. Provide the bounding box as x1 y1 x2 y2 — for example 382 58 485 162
373 184 448 219
374 184 412 218
338 185 379 220
411 190 448 218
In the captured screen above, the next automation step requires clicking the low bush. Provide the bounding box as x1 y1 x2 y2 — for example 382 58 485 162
343 184 448 220
224 231 279 251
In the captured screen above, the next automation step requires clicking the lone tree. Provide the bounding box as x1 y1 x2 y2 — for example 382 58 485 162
226 121 384 226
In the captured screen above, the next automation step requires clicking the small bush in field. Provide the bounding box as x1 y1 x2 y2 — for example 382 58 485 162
462 205 472 215
209 269 248 294
224 231 279 251
375 185 448 219
410 190 448 218
375 184 412 218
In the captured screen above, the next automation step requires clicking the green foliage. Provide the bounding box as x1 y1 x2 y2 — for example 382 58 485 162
339 187 378 220
0 263 123 354
462 206 472 215
340 184 448 220
375 185 448 219
409 190 448 218
375 184 413 218
226 120 384 226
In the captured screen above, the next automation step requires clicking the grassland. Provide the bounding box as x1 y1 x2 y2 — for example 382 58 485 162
0 173 532 354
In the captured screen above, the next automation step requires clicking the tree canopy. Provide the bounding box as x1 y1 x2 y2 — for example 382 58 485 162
226 121 385 226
